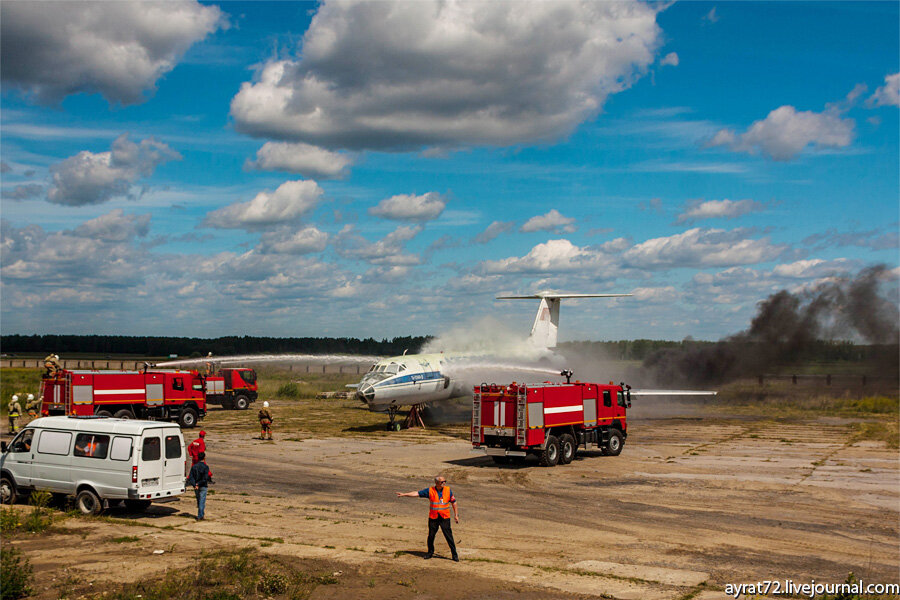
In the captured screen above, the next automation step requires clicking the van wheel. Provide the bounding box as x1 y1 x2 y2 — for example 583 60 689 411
114 409 133 419
539 435 560 467
559 434 576 464
76 489 102 515
125 499 151 512
0 476 17 505
606 429 624 456
95 409 113 418
233 395 250 410
179 408 198 428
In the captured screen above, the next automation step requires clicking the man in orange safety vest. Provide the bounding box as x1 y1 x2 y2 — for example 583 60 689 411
396 476 459 561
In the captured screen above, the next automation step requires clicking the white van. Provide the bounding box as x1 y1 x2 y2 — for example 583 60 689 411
0 416 186 514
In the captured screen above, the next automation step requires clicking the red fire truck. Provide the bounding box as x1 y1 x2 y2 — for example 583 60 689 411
204 367 258 410
471 380 631 466
40 369 207 428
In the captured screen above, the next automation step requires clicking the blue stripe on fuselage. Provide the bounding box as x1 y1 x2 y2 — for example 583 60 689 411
372 371 443 388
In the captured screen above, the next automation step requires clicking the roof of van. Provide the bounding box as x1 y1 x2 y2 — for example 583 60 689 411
24 416 182 436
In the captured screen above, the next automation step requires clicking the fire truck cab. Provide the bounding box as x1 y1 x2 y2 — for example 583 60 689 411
472 381 630 466
204 367 258 410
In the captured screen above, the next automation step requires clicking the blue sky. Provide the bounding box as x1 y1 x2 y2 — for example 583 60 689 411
1 1 898 342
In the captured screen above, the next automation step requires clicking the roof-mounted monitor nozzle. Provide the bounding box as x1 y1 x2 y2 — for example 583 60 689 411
561 369 573 384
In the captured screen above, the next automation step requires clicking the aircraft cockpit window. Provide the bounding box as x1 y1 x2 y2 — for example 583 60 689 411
376 365 386 372
398 364 407 372
385 363 399 375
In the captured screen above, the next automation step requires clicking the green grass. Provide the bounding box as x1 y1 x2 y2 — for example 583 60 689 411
0 546 33 600
96 547 339 600
0 368 42 416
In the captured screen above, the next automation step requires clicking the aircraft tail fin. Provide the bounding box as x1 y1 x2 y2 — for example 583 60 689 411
496 293 631 349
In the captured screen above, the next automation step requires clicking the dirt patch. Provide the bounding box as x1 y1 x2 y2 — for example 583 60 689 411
3 400 898 600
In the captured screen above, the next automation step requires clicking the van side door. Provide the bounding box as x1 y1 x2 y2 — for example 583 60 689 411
32 429 73 492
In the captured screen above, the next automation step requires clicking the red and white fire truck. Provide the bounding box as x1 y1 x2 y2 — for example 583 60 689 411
204 367 258 410
40 369 208 428
471 380 631 466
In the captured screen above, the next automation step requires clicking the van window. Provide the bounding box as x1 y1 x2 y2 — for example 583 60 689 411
165 435 181 459
603 390 612 408
37 430 71 455
142 437 161 461
110 437 133 461
74 434 109 459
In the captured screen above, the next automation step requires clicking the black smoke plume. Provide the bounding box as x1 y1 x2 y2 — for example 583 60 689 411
641 265 899 387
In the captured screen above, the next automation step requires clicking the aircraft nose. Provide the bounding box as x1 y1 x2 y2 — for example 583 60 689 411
357 384 375 404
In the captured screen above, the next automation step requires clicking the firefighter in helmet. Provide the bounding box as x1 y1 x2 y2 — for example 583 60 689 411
43 354 61 378
258 401 273 440
25 394 39 421
7 394 23 434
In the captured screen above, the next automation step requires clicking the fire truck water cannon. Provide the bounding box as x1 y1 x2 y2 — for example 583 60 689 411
472 378 630 467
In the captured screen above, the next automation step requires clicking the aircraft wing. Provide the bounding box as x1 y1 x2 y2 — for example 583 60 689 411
629 389 717 396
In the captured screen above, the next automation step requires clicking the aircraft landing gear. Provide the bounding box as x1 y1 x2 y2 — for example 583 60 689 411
386 406 402 431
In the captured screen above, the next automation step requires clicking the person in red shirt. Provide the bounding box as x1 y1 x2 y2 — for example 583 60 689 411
188 431 206 466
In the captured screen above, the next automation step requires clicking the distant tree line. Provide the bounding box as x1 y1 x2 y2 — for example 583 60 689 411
0 334 432 358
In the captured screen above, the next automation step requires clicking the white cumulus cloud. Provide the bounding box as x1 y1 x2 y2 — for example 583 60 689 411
247 142 354 179
258 226 329 255
73 209 150 242
47 134 181 206
521 209 576 234
868 72 900 108
660 52 679 67
231 0 662 150
708 105 855 161
675 199 764 224
369 192 446 222
623 228 789 269
336 224 423 266
1 0 224 105
203 180 323 230
481 239 613 274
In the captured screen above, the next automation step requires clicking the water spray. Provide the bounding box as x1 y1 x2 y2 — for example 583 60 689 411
154 353 382 369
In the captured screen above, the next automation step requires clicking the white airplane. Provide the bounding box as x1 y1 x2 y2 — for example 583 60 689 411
354 293 630 427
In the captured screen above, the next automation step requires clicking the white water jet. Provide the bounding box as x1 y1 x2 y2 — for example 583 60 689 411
154 353 381 368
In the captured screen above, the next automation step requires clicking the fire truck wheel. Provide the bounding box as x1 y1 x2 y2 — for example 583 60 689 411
96 410 113 418
233 395 250 410
76 489 102 516
114 410 133 419
179 408 198 428
559 434 576 464
539 435 560 467
606 429 624 456
0 476 17 505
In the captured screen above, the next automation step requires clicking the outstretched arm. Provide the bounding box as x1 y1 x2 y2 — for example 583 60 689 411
396 491 419 497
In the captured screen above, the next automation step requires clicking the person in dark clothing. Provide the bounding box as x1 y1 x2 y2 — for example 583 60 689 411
186 451 213 520
397 476 459 561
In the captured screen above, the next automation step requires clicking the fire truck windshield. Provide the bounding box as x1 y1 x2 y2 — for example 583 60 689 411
238 370 256 385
